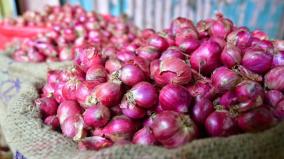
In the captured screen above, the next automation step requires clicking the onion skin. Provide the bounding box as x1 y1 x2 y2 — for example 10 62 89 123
178 38 200 55
227 28 252 50
236 106 277 132
147 34 169 52
241 47 272 74
205 110 239 137
132 127 157 145
221 45 242 68
209 16 233 39
264 66 284 91
57 100 82 124
154 58 192 86
190 40 222 75
187 79 215 100
265 90 283 107
274 99 284 120
121 64 145 86
35 97 58 118
61 115 87 141
219 91 238 109
272 51 284 67
160 84 192 113
120 98 146 119
160 46 185 60
85 65 107 82
175 27 199 45
78 136 113 150
252 30 268 40
62 77 82 100
137 46 160 61
116 50 136 62
170 17 196 35
44 115 60 130
211 67 241 93
75 81 100 107
83 104 110 128
191 99 214 126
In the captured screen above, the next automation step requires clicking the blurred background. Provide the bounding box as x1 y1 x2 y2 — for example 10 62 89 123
0 0 284 39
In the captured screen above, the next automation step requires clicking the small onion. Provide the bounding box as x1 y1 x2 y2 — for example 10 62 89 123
137 46 160 61
147 34 169 52
274 99 284 120
57 100 82 124
35 97 58 118
219 91 238 109
272 51 284 67
132 127 157 145
44 115 60 130
178 38 200 55
83 104 110 128
221 45 242 68
170 17 196 35
191 99 214 126
62 77 82 100
265 90 283 107
120 64 145 86
264 66 284 91
86 65 107 82
78 136 113 151
209 15 233 39
120 97 146 119
160 46 185 60
61 115 87 141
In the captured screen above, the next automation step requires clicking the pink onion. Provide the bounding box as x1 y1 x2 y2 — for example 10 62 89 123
191 99 214 126
35 97 58 118
105 58 122 73
75 81 100 106
211 67 240 93
236 106 276 132
265 90 283 107
219 91 238 109
205 110 239 137
83 104 110 128
86 65 107 82
150 59 160 79
187 79 214 99
221 45 242 68
241 47 272 74
252 30 268 40
170 17 196 35
61 115 87 141
190 40 222 75
78 136 113 150
160 46 185 60
154 58 192 86
59 47 74 61
44 115 60 130
159 84 192 113
175 27 199 45
264 66 284 91
57 100 82 124
116 50 136 62
227 28 252 50
273 40 284 51
132 127 156 145
120 64 145 86
120 97 146 119
272 51 284 67
62 77 82 100
147 34 169 52
209 15 233 39
137 46 160 61
178 38 200 55
274 99 284 120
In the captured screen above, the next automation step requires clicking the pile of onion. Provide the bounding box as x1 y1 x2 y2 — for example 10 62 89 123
36 14 283 151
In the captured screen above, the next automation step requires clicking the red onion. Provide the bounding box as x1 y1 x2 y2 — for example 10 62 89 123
78 136 113 150
211 67 240 93
241 47 272 74
274 99 284 120
264 66 284 91
178 38 200 55
196 19 212 38
27 49 46 62
42 83 55 97
154 58 192 86
59 47 74 61
192 99 214 126
137 46 160 61
151 111 198 148
116 50 136 62
221 45 242 68
170 17 196 35
219 91 238 109
126 82 158 109
187 79 214 99
209 15 233 39
105 58 122 73
190 40 222 75
75 81 100 107
119 64 145 86
83 104 110 128
265 90 283 107
132 127 156 145
234 65 263 82
227 28 252 50
147 34 169 52
205 110 239 137
61 115 87 140
62 77 82 100
53 82 66 103
44 115 60 130
125 56 150 76
159 84 192 113
175 27 199 45
150 59 160 79
210 37 226 49
160 46 185 60
120 99 146 119
57 100 82 124
86 65 107 82
12 50 29 62
125 43 140 53
102 115 137 142
35 97 58 118
251 39 274 54
273 40 284 51
272 51 284 67
63 27 77 42
236 106 276 132
252 30 268 40
141 28 155 39
101 46 117 59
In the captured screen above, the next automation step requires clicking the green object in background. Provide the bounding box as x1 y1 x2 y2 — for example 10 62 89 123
0 0 17 19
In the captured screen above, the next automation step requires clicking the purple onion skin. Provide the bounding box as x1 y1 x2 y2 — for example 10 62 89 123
159 84 192 113
219 91 238 109
191 99 214 126
132 127 157 145
205 110 239 137
178 38 200 55
160 46 185 60
221 45 242 68
211 67 241 93
227 28 252 51
274 99 284 120
272 51 284 67
236 106 277 132
265 66 284 91
241 47 273 74
265 90 284 107
190 40 222 75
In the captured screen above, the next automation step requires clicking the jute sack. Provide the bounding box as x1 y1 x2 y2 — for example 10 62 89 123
1 71 284 159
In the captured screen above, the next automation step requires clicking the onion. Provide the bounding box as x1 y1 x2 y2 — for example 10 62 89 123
241 47 272 74
227 28 252 50
27 48 46 62
178 38 200 55
187 79 214 99
210 37 226 49
137 46 160 61
102 115 137 142
57 100 82 124
209 15 233 39
35 97 58 118
205 110 239 137
221 45 242 68
61 115 87 141
211 67 240 93
272 51 284 67
150 59 160 79
77 45 104 72
264 66 284 91
274 99 284 120
141 28 155 39
132 127 156 145
160 46 185 60
53 82 66 103
78 136 113 150
170 17 196 35
190 40 222 75
191 99 214 126
101 46 117 59
125 56 150 76
236 106 276 132
59 47 74 61
126 82 158 109
219 91 238 109
234 65 263 82
265 90 283 107
196 19 212 38
105 58 122 73
120 64 145 86
273 40 284 51
62 77 82 100
83 104 110 128
116 50 136 62
252 30 268 40
147 34 169 52
44 115 60 130
175 27 199 45
159 84 192 113
86 65 107 82
251 39 274 54
154 58 192 86
75 81 100 106
120 97 146 119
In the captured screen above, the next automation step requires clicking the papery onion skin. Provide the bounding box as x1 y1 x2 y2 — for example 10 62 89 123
160 46 185 60
44 115 60 130
120 98 146 119
170 17 196 35
236 106 277 132
62 77 82 100
78 136 113 150
61 115 87 141
83 104 110 128
221 45 242 68
57 100 82 124
264 66 284 91
190 40 222 75
241 47 272 74
265 90 283 107
85 65 107 82
132 127 157 145
205 110 239 137
219 91 238 109
227 28 252 51
159 84 192 113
